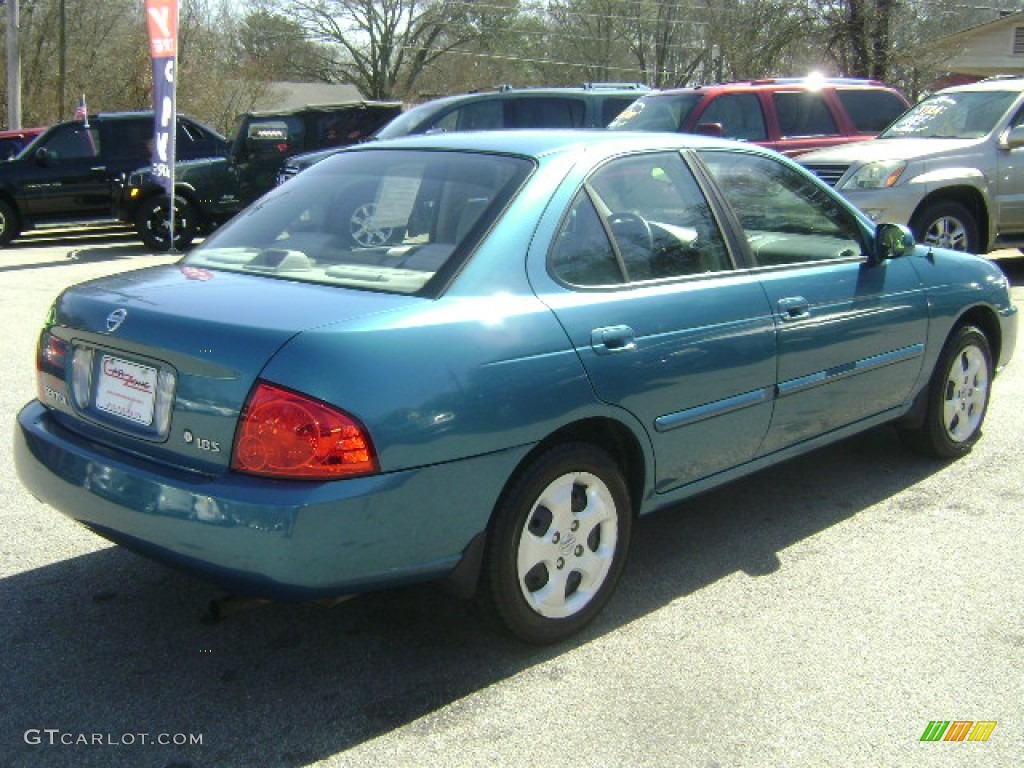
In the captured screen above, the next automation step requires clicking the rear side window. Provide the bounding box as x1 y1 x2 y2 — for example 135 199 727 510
505 98 585 128
697 93 767 141
178 120 213 150
836 89 908 132
102 119 148 159
774 92 839 137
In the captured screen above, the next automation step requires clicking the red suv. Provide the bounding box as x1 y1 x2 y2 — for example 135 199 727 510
0 126 46 160
608 77 910 156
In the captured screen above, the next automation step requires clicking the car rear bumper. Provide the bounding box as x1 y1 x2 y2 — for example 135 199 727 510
15 400 522 600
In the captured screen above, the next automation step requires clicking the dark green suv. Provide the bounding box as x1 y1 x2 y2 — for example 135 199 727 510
0 112 226 245
277 83 651 185
120 101 401 250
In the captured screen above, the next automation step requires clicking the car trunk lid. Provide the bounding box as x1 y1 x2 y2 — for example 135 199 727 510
39 264 417 474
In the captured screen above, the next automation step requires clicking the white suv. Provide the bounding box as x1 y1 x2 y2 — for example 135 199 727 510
799 77 1024 254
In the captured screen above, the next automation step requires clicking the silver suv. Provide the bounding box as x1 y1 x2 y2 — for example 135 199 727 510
799 76 1024 254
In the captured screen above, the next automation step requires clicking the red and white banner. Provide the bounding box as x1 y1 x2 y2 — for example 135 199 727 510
144 0 179 194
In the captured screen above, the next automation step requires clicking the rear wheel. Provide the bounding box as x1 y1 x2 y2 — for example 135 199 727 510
479 443 632 644
911 201 978 253
898 325 993 458
0 198 21 246
135 195 199 251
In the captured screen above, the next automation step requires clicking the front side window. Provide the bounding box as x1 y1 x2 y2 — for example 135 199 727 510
186 149 532 295
698 150 864 267
697 93 767 141
601 97 641 126
607 93 703 132
550 152 731 286
43 125 100 160
774 91 839 137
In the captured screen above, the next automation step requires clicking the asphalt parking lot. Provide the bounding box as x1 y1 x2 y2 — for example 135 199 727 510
1 229 1022 767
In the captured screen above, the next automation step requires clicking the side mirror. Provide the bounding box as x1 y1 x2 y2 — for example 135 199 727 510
1000 124 1024 150
695 122 725 138
34 147 52 166
872 222 915 264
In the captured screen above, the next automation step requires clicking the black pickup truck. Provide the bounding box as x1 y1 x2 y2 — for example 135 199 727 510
119 101 402 250
0 112 227 245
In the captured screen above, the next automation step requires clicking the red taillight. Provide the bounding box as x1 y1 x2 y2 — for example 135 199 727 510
38 332 68 376
232 382 378 479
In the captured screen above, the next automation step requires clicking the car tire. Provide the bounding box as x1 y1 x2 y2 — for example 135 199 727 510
898 325 992 459
479 443 632 644
135 195 199 252
0 198 21 246
911 201 979 253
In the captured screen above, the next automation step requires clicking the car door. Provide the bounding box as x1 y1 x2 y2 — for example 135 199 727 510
995 103 1024 235
535 151 777 493
696 149 928 454
20 122 110 221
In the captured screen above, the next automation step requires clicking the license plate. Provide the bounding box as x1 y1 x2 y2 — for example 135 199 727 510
95 355 158 426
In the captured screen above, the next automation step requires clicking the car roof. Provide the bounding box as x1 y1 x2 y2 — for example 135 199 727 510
0 126 46 137
939 76 1024 93
645 77 901 96
402 84 650 113
343 128 760 161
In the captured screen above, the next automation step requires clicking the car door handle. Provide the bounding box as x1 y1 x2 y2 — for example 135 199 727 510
90 166 107 172
591 325 636 354
777 296 810 321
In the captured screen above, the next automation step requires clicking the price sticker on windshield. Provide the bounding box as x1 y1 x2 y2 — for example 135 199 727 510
95 355 158 426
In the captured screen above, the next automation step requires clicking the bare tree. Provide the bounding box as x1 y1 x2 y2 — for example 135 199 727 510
698 1 814 82
814 0 899 79
280 0 478 99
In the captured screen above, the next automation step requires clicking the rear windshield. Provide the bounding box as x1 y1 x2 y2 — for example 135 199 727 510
185 149 532 295
607 93 703 131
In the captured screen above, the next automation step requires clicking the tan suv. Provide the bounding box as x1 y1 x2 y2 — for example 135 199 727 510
799 76 1024 254
608 77 910 156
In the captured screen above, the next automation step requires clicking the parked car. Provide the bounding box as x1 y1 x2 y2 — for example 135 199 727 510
607 76 910 156
799 76 1024 254
276 83 650 183
0 112 226 245
15 131 1017 644
119 101 403 251
0 126 47 160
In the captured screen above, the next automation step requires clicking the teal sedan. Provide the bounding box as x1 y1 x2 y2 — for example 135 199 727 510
15 131 1018 644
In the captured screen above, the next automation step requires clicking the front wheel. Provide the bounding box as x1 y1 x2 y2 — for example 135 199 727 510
898 325 993 458
134 195 199 252
0 198 21 246
479 443 632 644
911 201 979 253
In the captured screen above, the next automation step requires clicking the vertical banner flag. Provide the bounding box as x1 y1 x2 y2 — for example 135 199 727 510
144 0 179 195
